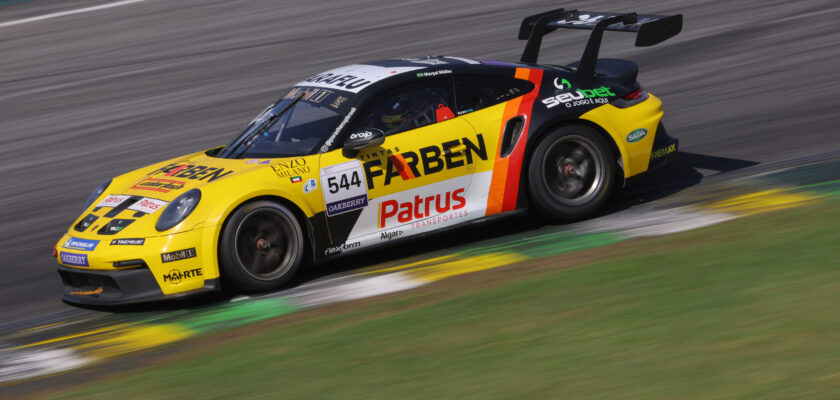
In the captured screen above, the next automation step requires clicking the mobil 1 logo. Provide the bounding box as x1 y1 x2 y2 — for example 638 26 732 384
320 159 368 216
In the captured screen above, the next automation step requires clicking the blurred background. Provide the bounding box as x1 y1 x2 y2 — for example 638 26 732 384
1 0 840 396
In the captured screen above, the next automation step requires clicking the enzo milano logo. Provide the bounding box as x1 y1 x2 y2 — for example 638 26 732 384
162 268 202 285
379 188 466 228
161 248 196 263
272 158 311 179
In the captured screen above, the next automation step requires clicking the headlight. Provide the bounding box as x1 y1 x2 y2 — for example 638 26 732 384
83 179 112 210
156 189 201 231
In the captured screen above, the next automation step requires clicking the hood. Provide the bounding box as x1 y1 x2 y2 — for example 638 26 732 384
118 153 255 202
67 150 315 240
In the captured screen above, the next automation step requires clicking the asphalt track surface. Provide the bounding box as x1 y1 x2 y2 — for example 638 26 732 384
0 0 838 328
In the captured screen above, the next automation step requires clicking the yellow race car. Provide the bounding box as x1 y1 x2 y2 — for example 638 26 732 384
55 8 682 304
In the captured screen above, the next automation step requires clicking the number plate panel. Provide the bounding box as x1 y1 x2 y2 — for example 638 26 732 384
320 160 369 216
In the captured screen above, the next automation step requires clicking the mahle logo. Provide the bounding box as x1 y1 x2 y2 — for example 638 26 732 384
626 128 648 143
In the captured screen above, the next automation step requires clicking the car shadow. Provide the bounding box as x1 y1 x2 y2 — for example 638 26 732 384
606 151 760 212
83 151 758 314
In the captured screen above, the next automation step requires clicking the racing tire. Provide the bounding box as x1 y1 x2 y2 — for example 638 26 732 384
527 124 615 220
220 200 305 292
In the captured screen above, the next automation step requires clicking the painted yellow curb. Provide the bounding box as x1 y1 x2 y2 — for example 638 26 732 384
408 253 529 282
705 189 818 216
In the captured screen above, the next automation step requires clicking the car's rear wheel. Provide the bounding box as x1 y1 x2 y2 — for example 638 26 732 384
527 124 615 220
220 200 304 292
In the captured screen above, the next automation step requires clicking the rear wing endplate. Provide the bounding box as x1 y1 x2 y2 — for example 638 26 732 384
518 9 682 76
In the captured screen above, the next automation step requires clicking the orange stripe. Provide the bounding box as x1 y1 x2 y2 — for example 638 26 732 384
501 68 543 211
486 67 535 215
485 94 522 215
388 154 416 180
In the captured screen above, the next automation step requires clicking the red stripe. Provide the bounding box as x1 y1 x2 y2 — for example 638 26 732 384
164 165 188 176
501 68 543 212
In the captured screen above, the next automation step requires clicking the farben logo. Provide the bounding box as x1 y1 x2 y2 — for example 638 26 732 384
363 134 487 189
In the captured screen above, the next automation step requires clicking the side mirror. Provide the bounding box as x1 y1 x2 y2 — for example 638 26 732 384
343 128 385 157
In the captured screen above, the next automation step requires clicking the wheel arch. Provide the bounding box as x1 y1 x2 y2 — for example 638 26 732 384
213 194 316 285
519 117 625 207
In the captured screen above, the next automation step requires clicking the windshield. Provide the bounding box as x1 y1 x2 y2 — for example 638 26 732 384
216 87 352 158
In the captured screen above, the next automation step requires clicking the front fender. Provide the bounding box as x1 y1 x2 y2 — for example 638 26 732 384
189 167 322 280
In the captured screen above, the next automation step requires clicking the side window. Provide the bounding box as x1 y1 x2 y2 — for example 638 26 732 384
454 75 535 114
355 79 455 136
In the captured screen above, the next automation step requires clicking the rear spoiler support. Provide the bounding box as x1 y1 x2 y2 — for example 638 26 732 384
518 9 683 76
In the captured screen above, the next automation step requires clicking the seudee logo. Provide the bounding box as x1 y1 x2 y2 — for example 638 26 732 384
542 86 615 109
379 188 466 228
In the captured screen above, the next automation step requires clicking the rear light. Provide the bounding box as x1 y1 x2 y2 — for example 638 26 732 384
52 243 57 258
624 86 645 100
612 85 649 108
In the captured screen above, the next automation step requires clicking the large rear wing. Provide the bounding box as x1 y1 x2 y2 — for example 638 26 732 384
518 9 682 76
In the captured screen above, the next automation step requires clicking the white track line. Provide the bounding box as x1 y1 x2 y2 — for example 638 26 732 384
0 0 149 29
572 207 736 238
0 347 91 384
284 273 425 308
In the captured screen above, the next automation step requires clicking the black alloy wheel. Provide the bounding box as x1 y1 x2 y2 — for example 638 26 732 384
220 200 304 292
527 124 615 220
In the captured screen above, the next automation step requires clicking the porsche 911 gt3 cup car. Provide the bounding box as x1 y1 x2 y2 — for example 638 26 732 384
55 8 682 304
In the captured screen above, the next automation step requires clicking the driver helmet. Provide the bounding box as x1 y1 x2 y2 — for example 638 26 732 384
380 96 412 130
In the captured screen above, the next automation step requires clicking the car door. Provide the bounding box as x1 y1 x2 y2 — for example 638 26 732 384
453 73 538 216
317 78 490 255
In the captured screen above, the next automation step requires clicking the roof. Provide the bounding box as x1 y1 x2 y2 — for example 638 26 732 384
293 56 531 95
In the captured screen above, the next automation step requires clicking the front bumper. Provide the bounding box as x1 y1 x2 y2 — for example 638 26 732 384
56 224 222 305
58 265 219 305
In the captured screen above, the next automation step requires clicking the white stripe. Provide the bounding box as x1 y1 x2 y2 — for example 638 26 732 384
444 56 482 65
621 212 735 238
0 347 91 384
0 0 149 29
284 273 425 308
572 207 736 238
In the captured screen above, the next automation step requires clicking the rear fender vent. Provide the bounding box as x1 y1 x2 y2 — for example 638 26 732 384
500 116 525 158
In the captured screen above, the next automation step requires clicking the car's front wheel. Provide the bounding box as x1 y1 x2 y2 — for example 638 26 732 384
219 200 304 292
527 124 615 220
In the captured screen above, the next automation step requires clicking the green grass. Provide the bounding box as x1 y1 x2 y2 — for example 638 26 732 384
50 200 840 399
